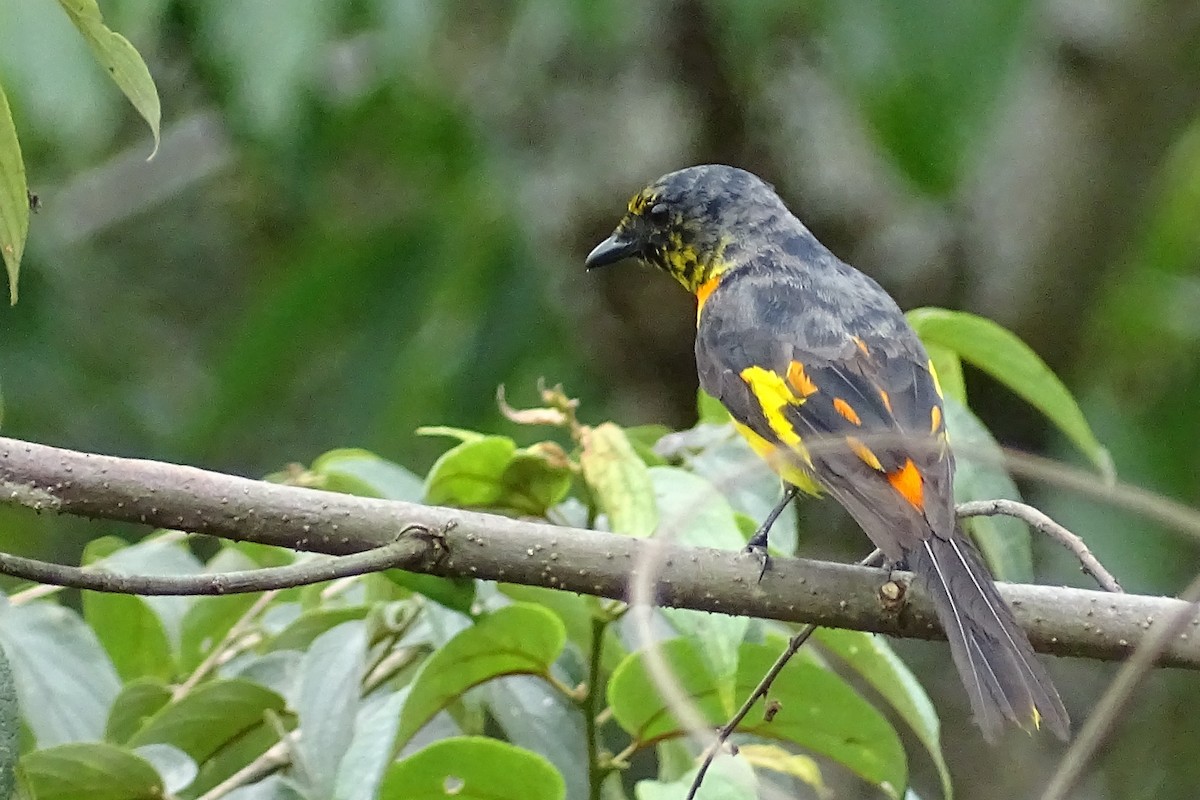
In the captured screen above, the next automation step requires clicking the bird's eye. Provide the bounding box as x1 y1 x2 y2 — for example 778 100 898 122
647 202 670 225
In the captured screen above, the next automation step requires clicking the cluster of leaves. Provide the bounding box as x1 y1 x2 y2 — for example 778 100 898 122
0 0 160 305
0 310 1104 800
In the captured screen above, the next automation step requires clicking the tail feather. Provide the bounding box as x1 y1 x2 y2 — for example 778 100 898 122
908 532 1070 742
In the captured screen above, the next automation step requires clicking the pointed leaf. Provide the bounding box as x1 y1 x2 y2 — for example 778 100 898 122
54 0 161 155
132 743 197 795
82 591 173 682
0 84 27 304
266 605 370 652
105 679 171 745
580 422 658 536
395 604 565 748
943 397 1032 582
333 690 406 800
379 737 565 800
608 640 906 797
0 644 17 800
294 623 365 799
815 628 951 799
424 435 571 515
0 601 120 745
907 307 1111 475
127 679 285 764
312 448 425 501
20 743 162 800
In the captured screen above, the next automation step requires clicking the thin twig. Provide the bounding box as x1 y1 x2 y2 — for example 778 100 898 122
685 550 882 800
173 590 279 701
956 498 1123 593
0 530 433 596
193 736 292 800
1041 572 1200 800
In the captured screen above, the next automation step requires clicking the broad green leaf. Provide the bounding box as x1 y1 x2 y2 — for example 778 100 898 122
333 690 406 800
294 623 365 800
395 604 566 748
637 753 757 800
943 397 1032 582
580 422 658 536
696 389 732 424
20 743 162 800
923 342 967 405
907 307 1111 475
178 592 260 674
650 467 748 698
0 644 17 800
266 605 370 652
0 84 27 304
424 434 572 515
54 0 161 155
379 737 565 800
739 744 824 792
608 640 906 797
0 601 120 745
186 717 288 798
484 677 588 800
105 679 171 745
815 628 951 799
623 424 672 466
312 448 425 501
127 679 286 764
132 743 196 795
499 585 627 672
82 591 173 682
384 569 477 615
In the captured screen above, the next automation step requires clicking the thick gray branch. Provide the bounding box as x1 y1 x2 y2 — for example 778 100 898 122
1 436 1197 667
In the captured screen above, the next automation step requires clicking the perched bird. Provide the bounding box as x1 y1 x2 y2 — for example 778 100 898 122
585 164 1069 742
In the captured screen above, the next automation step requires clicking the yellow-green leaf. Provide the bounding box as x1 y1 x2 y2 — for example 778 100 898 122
907 307 1111 476
54 0 161 157
0 84 27 305
580 422 658 536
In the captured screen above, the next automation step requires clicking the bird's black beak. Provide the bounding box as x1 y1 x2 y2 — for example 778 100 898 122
585 233 640 270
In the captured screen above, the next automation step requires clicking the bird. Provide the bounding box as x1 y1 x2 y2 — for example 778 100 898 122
584 164 1069 742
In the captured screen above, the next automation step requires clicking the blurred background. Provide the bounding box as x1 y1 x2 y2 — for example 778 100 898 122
2 1 1200 797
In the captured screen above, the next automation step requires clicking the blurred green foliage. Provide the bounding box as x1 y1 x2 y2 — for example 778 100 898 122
1 1 1200 798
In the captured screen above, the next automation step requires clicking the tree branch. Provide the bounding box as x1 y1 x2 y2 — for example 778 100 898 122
2 436 1197 667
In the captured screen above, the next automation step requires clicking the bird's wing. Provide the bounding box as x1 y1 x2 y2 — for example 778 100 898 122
696 266 954 550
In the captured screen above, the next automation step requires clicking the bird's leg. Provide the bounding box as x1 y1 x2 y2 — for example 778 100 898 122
745 483 800 580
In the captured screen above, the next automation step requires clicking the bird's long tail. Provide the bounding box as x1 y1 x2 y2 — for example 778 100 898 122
906 530 1070 742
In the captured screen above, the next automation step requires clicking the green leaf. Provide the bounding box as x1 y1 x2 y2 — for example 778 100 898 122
266 605 370 652
82 591 173 682
424 435 572 515
943 397 1033 582
333 690 406 800
20 743 162 800
580 422 658 536
416 426 487 444
636 753 757 800
178 592 261 674
907 307 1111 475
623 424 672 467
127 679 286 764
0 644 18 800
312 448 425 501
395 604 566 748
815 629 951 799
0 601 121 745
105 679 171 745
131 743 196 795
294 623 366 800
384 570 477 615
0 83 27 304
54 0 161 156
924 343 967 405
697 389 732 424
379 737 565 800
608 640 906 797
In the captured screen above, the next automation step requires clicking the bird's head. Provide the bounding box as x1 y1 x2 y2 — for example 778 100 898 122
585 164 787 292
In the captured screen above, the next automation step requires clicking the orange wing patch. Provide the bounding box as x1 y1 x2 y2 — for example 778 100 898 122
930 404 943 434
878 388 893 415
851 336 870 357
832 397 862 426
786 361 819 398
887 458 925 510
695 274 721 316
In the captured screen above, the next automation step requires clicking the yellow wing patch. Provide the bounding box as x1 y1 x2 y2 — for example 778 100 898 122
846 436 882 471
930 404 943 434
739 366 807 448
927 359 944 399
732 421 819 494
832 397 861 426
